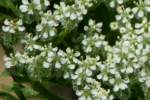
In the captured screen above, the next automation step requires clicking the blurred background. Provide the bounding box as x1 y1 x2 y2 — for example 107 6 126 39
0 45 13 91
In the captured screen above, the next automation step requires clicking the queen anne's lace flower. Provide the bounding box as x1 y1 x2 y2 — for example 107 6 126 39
2 19 25 33
2 0 150 99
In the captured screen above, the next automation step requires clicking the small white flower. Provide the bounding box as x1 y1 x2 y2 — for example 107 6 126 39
19 5 28 13
49 30 55 37
47 57 53 63
78 96 86 100
82 9 87 15
18 26 25 31
119 27 126 33
103 75 108 81
74 52 80 57
76 90 83 96
75 68 83 74
33 44 41 50
86 77 93 83
109 1 115 8
64 12 70 17
109 78 115 84
36 24 43 32
57 50 65 57
4 56 14 68
85 69 92 76
97 74 102 80
110 68 117 74
96 22 103 28
70 13 77 20
119 83 128 90
86 46 92 53
35 5 42 10
71 74 78 79
33 0 40 5
19 57 26 64
110 22 118 30
117 0 123 4
137 10 144 18
132 7 138 14
89 19 94 26
82 39 87 45
68 64 75 70
126 67 134 74
113 85 119 92
90 65 96 70
95 41 101 47
5 62 13 68
4 19 10 25
2 26 10 32
91 89 97 96
84 26 88 31
44 0 50 6
60 58 67 64
17 19 23 25
55 61 61 69
9 28 15 33
48 51 55 57
22 0 29 5
63 73 69 79
76 79 81 85
43 61 50 68
43 32 48 39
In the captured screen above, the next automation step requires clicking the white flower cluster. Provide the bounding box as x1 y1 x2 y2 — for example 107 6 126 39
71 57 113 100
2 19 25 33
108 1 150 90
139 69 150 88
109 0 126 8
4 52 33 69
19 0 50 14
132 0 150 18
54 2 87 22
20 35 44 52
74 78 113 100
4 42 112 99
33 0 94 40
82 19 107 54
35 11 58 39
2 0 150 99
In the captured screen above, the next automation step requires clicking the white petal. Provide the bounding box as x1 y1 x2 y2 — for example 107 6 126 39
113 85 119 92
2 26 10 32
19 5 28 13
137 10 144 18
36 24 43 32
18 26 25 31
5 62 13 68
85 69 92 76
4 19 10 25
22 0 29 5
95 41 101 47
17 19 23 25
70 13 77 20
33 0 40 5
97 74 102 80
44 0 50 6
49 30 55 37
55 62 61 69
69 64 75 70
126 67 133 74
43 62 50 68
